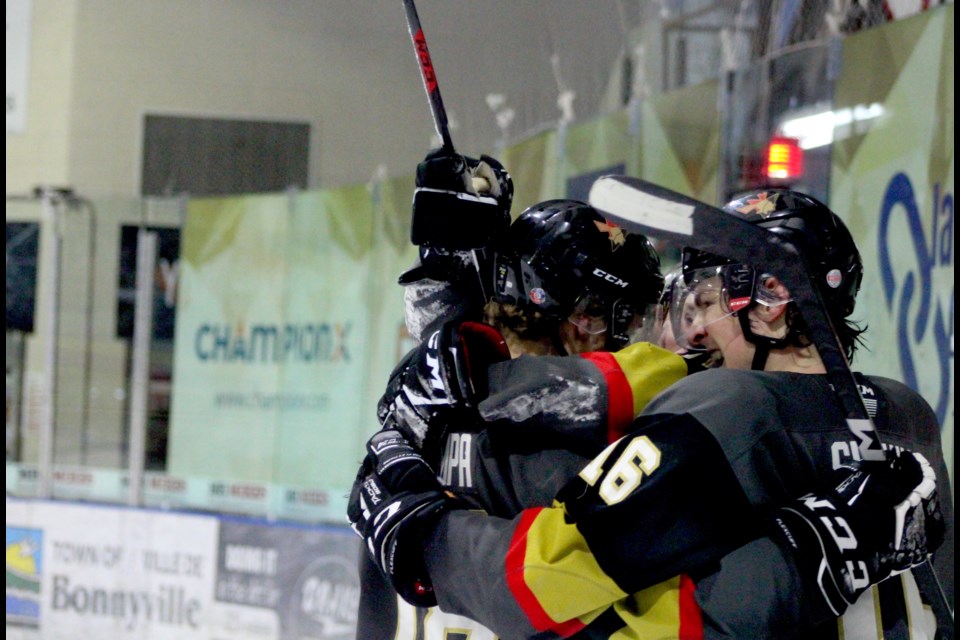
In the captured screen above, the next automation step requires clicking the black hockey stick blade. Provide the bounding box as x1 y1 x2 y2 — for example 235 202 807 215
589 175 886 462
402 0 455 152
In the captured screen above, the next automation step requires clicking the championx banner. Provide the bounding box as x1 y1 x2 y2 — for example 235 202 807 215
168 189 382 493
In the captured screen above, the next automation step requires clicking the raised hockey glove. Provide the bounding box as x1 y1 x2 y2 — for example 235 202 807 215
378 320 510 463
347 429 466 607
410 147 513 250
772 450 944 616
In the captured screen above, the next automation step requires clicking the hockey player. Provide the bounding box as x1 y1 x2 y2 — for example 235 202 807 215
356 195 685 638
350 188 951 639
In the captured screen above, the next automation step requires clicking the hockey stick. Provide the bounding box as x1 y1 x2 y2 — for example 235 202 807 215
401 0 491 194
402 0 454 152
589 176 954 623
588 175 885 460
401 0 498 308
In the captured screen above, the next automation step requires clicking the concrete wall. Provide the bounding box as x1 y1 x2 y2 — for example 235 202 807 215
6 0 630 198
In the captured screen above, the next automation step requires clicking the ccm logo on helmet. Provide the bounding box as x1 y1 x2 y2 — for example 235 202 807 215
592 268 629 288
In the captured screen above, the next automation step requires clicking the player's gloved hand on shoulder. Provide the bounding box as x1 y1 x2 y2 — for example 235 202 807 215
378 320 510 463
410 147 513 251
772 450 944 616
347 429 467 607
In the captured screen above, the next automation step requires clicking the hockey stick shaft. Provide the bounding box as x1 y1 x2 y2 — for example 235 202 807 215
401 0 491 194
588 176 885 461
402 0 455 152
400 0 493 309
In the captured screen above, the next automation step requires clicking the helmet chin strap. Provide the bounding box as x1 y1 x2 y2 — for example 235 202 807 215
750 343 771 371
737 310 794 371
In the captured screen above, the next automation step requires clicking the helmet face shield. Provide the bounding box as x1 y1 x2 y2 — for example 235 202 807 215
671 263 792 350
670 264 756 350
567 291 609 335
619 299 661 346
567 291 660 348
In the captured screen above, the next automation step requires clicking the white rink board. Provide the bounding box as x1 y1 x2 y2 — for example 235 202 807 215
5 498 361 640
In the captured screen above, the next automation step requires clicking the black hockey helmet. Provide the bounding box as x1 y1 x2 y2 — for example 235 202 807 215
676 190 864 363
492 199 663 350
683 190 862 316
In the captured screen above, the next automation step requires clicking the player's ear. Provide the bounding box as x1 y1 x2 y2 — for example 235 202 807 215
753 276 790 323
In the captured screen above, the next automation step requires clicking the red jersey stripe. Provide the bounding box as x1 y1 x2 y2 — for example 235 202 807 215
678 573 704 640
505 508 587 637
579 351 634 443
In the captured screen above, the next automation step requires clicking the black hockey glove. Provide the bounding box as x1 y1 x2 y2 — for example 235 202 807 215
772 450 944 616
378 320 510 463
410 147 513 251
347 430 467 607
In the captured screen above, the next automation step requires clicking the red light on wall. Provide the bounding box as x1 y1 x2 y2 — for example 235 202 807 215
765 137 803 180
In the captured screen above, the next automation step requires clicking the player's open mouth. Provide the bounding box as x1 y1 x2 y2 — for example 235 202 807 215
704 349 724 368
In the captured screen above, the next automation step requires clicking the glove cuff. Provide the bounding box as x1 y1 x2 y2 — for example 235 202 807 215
387 492 467 607
411 187 509 249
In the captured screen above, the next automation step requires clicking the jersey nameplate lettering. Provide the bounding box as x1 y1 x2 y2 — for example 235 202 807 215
438 433 473 488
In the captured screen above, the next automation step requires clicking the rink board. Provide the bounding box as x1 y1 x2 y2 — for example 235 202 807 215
5 498 360 640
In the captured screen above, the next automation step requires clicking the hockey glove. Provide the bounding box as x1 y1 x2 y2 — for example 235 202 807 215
378 320 510 463
347 429 466 607
410 147 513 250
772 450 944 616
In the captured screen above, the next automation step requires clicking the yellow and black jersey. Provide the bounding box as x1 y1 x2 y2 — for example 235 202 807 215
422 370 953 639
356 341 688 639
356 346 953 639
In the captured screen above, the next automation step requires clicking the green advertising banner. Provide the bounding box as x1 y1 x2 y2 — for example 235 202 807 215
501 130 561 215
168 187 398 494
630 78 722 266
562 112 631 201
830 5 954 491
639 79 722 206
357 175 420 452
563 111 631 178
